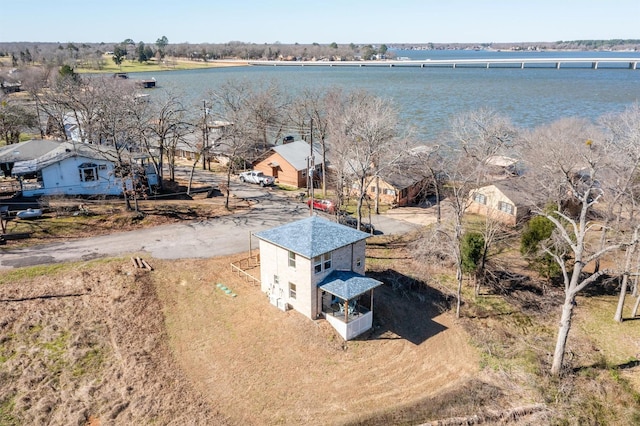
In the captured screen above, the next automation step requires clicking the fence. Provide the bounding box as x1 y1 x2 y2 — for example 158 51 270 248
230 254 261 284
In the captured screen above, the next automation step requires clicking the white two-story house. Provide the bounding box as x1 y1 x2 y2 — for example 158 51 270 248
254 216 383 340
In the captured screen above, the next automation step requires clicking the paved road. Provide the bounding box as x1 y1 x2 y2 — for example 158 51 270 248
0 179 419 269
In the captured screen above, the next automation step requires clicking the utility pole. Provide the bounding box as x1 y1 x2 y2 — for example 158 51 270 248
308 118 315 216
202 100 208 170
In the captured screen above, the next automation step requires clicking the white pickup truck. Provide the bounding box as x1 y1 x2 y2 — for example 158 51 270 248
238 170 275 187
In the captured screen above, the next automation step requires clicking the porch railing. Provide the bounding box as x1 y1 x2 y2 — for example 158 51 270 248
230 254 261 284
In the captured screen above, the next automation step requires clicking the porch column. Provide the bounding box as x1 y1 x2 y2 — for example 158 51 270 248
344 300 348 323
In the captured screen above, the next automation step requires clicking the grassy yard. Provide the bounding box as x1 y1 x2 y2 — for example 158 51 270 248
76 55 248 74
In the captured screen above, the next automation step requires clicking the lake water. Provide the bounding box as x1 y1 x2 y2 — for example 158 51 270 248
132 50 640 141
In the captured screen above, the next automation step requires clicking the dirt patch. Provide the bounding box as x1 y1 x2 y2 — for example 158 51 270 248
153 255 479 425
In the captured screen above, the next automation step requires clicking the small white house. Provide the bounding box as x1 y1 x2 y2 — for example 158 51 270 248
10 142 156 197
254 216 383 340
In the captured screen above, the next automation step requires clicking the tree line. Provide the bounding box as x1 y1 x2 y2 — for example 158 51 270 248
0 38 391 72
1 62 640 377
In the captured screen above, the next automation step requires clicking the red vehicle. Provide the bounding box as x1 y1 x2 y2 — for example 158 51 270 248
307 198 336 214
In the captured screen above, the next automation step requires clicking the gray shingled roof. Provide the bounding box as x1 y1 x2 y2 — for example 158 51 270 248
318 270 383 300
253 216 369 259
492 178 535 207
0 139 64 163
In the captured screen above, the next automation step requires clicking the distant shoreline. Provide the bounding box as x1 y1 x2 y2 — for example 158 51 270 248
76 58 250 74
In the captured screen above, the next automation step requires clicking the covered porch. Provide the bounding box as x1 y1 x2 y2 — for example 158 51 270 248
318 271 383 340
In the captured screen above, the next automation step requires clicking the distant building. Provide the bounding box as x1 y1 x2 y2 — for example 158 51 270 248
365 171 431 207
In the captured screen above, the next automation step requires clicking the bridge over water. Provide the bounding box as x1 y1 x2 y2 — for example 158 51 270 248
248 57 640 70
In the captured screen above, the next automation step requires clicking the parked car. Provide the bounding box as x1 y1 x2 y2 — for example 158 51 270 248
307 198 336 214
16 208 43 219
337 214 375 234
238 170 275 186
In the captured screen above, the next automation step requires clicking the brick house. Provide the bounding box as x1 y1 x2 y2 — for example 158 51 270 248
252 140 323 188
468 178 532 226
365 171 431 207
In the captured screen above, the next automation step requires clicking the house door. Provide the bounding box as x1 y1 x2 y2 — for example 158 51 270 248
271 166 279 178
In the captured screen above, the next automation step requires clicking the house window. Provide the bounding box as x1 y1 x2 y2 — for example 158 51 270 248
78 163 98 182
288 250 296 268
498 201 514 215
323 252 332 270
474 193 487 205
274 275 279 286
356 257 362 268
384 189 396 196
314 252 332 274
289 282 297 299
400 188 408 198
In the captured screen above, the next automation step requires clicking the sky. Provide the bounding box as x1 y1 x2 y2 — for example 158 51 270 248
2 0 639 45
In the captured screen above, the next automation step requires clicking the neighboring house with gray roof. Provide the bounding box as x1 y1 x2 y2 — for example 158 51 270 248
9 141 157 197
468 177 533 226
0 139 63 177
253 216 383 340
365 170 431 207
252 140 323 188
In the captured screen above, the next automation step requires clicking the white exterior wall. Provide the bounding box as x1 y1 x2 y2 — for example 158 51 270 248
258 240 313 318
22 156 122 197
258 239 367 320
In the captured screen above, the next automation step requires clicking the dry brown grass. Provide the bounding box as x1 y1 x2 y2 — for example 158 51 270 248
0 247 482 425
154 254 479 425
2 218 639 424
0 260 223 425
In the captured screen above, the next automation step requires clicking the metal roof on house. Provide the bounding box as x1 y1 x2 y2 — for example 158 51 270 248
11 141 123 175
318 270 383 300
0 139 64 163
271 140 322 171
253 215 369 259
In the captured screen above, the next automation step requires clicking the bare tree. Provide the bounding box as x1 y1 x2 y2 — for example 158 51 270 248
207 79 284 209
287 88 332 196
404 144 446 223
521 117 640 375
599 105 640 322
17 65 56 138
440 108 516 318
235 79 287 160
0 96 36 144
141 92 190 189
326 90 402 228
88 76 150 211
